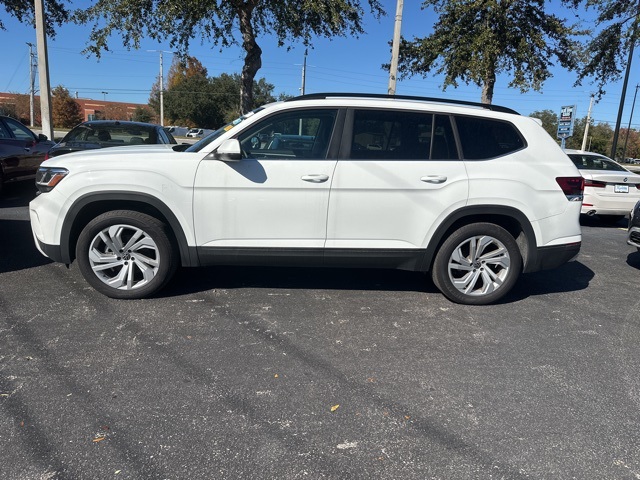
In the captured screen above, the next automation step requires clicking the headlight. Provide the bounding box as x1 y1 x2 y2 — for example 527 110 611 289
36 167 69 193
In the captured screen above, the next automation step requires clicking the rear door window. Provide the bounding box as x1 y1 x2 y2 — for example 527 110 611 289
349 110 458 160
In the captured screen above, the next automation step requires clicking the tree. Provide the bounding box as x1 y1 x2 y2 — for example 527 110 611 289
166 56 208 90
530 109 559 139
74 0 384 113
163 72 276 128
51 85 83 128
1 0 69 35
132 106 154 123
395 1 583 104
566 1 640 98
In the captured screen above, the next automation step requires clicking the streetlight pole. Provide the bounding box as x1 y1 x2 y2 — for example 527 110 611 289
101 91 108 101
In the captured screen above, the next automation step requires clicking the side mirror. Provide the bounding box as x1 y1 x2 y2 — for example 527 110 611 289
38 133 48 142
213 138 242 162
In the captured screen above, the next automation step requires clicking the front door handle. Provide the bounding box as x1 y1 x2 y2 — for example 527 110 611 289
301 174 329 183
421 175 447 184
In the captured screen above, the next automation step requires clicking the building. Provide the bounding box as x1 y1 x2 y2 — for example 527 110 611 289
0 92 151 123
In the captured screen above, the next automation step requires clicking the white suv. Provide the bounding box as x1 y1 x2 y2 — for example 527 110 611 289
29 93 584 305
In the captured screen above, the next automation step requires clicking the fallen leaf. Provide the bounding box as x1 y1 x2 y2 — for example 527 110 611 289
92 436 106 443
274 374 279 378
331 404 340 412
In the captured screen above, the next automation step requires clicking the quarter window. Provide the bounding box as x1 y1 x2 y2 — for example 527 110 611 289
238 109 337 159
455 116 524 159
349 110 458 160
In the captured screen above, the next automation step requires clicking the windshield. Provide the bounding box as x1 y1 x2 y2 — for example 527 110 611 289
185 108 263 152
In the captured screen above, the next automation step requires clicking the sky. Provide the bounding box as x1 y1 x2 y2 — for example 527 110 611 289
2 0 640 129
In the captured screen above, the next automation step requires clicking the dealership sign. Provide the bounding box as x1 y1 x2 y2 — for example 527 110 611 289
557 105 576 139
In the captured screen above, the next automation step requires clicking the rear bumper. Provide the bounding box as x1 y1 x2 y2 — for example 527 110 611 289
524 242 581 273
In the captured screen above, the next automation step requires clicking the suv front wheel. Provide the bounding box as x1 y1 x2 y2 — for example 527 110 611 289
432 223 522 305
76 210 178 299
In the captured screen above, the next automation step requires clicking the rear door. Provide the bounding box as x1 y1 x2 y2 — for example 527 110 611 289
325 108 469 266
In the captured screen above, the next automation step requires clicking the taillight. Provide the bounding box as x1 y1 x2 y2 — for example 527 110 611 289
584 179 606 188
556 176 584 201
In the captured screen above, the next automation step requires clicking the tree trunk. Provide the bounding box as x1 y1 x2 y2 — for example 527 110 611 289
481 66 496 104
237 2 262 114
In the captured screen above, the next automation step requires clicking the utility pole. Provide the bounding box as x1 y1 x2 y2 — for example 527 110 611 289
300 49 308 96
34 0 53 140
26 42 36 127
388 0 404 95
148 50 174 126
611 4 640 159
581 95 594 152
622 84 640 161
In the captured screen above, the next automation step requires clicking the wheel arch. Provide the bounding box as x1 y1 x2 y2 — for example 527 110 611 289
59 192 197 267
421 205 537 273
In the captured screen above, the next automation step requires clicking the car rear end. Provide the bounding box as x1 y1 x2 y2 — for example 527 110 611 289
581 171 640 216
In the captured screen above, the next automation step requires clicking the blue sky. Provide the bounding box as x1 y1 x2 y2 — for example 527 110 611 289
2 0 640 129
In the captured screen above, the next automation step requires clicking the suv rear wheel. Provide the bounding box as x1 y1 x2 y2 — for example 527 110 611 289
432 223 522 305
76 210 178 299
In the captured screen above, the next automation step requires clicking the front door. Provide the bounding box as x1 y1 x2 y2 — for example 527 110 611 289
193 108 340 262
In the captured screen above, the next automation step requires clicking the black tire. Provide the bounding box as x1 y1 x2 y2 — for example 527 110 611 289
431 223 522 305
76 210 178 299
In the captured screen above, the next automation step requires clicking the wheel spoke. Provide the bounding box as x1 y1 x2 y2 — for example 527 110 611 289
88 223 160 291
448 234 511 297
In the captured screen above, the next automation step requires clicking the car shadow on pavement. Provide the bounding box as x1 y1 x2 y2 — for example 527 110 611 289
0 219 52 273
163 260 595 304
507 261 594 302
164 266 435 297
627 251 640 270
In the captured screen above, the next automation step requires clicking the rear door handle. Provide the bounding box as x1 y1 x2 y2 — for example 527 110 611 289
301 174 329 183
421 175 447 184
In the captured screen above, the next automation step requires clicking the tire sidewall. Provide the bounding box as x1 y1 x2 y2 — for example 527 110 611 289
432 223 522 305
76 210 177 299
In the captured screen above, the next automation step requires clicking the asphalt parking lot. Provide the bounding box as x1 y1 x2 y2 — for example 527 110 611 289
1 181 640 479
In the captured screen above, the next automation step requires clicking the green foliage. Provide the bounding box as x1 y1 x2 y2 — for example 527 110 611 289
132 106 154 123
73 0 384 113
163 71 276 128
529 108 617 156
0 0 69 36
51 85 83 128
396 0 584 103
568 1 640 98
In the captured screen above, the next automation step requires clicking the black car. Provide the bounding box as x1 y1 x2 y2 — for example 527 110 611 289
628 200 640 251
47 120 177 158
0 115 55 194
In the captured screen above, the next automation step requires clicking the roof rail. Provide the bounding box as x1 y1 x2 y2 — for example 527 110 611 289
286 92 520 115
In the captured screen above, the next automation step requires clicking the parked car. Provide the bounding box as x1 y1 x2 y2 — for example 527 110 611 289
565 149 640 222
0 115 55 194
629 200 640 251
46 120 177 158
186 128 204 138
30 93 584 304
